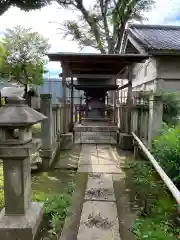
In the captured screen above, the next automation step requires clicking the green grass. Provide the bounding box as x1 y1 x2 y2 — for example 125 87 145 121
0 161 3 210
32 170 76 239
126 161 180 240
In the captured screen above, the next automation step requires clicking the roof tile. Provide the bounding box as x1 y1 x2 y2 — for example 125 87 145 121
128 24 180 51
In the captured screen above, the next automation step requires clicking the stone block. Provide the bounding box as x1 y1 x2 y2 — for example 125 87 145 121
85 174 115 201
39 148 53 169
77 201 120 240
61 133 73 150
3 159 31 216
0 202 43 240
79 153 99 165
78 164 123 174
0 145 31 159
39 148 53 158
119 133 133 151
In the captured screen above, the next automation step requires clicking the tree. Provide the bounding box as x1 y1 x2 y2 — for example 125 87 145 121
0 0 52 16
0 39 6 67
53 0 154 53
0 26 50 103
0 1 154 54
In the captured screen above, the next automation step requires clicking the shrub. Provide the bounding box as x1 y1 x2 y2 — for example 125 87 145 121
152 125 180 187
161 92 180 126
142 91 180 126
127 161 179 240
128 162 179 240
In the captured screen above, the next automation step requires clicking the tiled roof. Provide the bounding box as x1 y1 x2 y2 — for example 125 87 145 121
127 24 180 52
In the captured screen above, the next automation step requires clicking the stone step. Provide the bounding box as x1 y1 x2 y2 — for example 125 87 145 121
85 173 115 201
77 201 121 240
76 145 125 240
78 164 124 173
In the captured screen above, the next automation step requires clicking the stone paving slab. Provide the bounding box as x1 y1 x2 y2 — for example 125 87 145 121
97 145 112 149
55 145 81 169
85 173 115 201
79 153 99 165
79 139 116 144
78 164 123 173
81 144 97 152
77 201 121 240
98 152 119 165
75 133 117 144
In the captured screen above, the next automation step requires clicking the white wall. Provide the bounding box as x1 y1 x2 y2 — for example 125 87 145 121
118 58 157 100
132 58 157 91
157 56 180 79
119 56 180 99
156 56 180 92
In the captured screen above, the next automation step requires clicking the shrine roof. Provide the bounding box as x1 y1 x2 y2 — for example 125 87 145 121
48 52 149 78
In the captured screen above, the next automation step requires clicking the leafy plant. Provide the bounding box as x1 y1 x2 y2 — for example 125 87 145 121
161 92 180 126
0 1 51 16
126 161 179 240
44 185 74 237
152 126 180 187
0 26 50 102
132 217 177 240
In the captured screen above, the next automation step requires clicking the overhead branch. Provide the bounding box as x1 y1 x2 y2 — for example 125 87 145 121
75 0 106 53
100 0 113 53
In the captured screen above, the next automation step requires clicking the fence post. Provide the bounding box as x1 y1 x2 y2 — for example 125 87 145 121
75 105 77 122
70 77 74 131
147 95 163 149
39 94 53 169
79 96 82 123
56 105 61 142
131 107 138 133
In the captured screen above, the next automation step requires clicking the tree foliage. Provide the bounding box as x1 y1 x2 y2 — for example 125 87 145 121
0 39 6 67
0 0 154 54
161 92 180 126
54 0 155 53
0 0 51 16
0 26 50 86
152 125 180 188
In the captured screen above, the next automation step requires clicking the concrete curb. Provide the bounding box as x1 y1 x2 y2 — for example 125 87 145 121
59 173 88 240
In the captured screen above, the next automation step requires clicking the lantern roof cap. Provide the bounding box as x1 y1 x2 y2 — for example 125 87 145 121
0 96 47 127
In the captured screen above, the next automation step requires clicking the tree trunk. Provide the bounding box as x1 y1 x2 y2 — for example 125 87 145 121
23 84 31 106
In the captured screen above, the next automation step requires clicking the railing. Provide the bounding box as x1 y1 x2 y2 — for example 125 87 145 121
116 102 149 139
132 132 180 206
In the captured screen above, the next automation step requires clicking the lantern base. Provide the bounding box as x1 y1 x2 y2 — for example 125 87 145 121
0 202 43 240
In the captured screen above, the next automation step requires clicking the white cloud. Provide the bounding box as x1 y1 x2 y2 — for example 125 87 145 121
0 0 179 72
0 3 79 52
145 0 180 25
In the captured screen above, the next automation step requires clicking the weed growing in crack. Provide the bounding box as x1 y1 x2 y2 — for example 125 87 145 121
89 173 102 179
86 188 113 199
84 213 114 229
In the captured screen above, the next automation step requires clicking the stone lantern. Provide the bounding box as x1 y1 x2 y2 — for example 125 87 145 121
0 97 47 240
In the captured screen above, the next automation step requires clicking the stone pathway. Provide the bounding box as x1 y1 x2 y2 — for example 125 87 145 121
77 144 123 240
74 132 117 144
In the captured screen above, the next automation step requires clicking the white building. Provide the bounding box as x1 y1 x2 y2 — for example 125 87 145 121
120 24 180 97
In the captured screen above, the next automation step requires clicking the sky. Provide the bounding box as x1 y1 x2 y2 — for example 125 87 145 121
0 0 179 76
